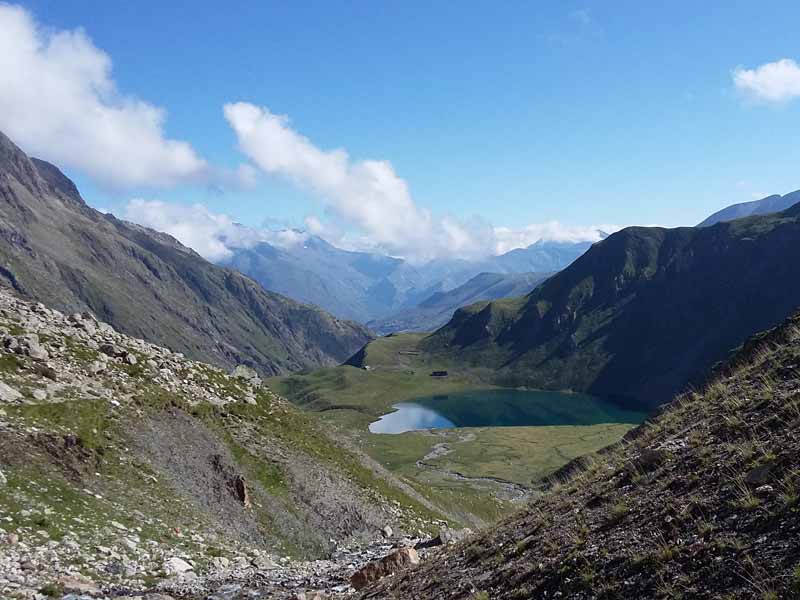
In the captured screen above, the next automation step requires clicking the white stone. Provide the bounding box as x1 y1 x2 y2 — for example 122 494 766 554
0 382 22 403
164 556 194 575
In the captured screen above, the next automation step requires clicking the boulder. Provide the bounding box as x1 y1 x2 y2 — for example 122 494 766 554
251 554 277 570
350 547 420 590
18 334 48 361
58 574 102 595
82 321 97 336
0 381 22 403
415 527 469 549
33 363 58 380
164 556 194 575
99 343 122 358
88 361 106 376
231 365 262 387
3 335 19 352
0 468 6 487
745 462 774 486
381 525 393 538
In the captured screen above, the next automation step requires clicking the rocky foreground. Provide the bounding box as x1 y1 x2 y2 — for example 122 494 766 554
0 288 457 599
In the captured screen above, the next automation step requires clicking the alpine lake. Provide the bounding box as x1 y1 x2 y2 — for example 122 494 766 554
269 333 649 525
368 388 646 434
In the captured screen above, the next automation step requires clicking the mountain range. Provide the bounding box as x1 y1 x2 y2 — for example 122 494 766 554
424 203 800 407
367 271 553 334
222 237 595 328
0 130 371 375
697 189 800 227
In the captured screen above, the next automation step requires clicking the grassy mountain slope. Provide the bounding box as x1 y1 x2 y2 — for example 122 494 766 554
0 130 371 376
368 271 552 335
424 206 800 407
0 288 446 595
365 312 800 599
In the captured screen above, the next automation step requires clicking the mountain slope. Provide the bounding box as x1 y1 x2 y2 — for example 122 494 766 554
0 288 445 596
698 190 800 227
366 312 800 599
424 206 800 407
223 237 593 323
489 239 596 272
0 130 371 375
368 271 552 334
221 237 409 322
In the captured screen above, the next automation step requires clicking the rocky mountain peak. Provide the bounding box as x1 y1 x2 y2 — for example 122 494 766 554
30 157 85 205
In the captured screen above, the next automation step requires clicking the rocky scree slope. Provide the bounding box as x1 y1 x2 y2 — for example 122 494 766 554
0 288 448 599
425 205 800 407
366 312 800 599
0 130 371 376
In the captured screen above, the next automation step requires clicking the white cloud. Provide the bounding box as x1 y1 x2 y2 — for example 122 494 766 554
733 58 800 103
492 222 617 255
123 198 612 265
223 101 489 262
124 200 241 261
0 4 207 188
123 199 311 262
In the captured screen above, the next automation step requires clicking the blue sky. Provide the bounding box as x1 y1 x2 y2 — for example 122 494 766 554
2 1 800 260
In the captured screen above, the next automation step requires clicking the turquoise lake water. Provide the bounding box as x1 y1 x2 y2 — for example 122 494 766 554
368 388 647 434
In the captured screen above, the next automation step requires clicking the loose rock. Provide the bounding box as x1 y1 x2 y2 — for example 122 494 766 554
350 547 420 590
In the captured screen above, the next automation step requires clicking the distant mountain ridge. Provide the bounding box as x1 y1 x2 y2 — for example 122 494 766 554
0 130 371 375
424 204 800 407
698 190 800 226
368 271 553 334
222 236 595 323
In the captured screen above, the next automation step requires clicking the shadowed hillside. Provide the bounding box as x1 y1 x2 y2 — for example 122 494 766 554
365 312 800 598
424 206 800 407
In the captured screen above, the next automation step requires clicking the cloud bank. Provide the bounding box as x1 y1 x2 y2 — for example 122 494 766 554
0 4 207 188
733 58 800 103
123 199 615 264
123 199 311 261
223 102 495 261
223 102 615 261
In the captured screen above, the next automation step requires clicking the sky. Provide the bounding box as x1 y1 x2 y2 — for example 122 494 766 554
1 1 800 262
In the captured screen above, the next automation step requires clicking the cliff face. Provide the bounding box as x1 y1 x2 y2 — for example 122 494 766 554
0 130 372 375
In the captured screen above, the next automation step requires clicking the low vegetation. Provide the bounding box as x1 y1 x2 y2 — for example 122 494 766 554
365 314 800 598
0 291 447 595
272 333 640 525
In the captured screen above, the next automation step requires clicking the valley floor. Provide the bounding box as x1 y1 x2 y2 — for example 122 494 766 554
270 333 641 525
